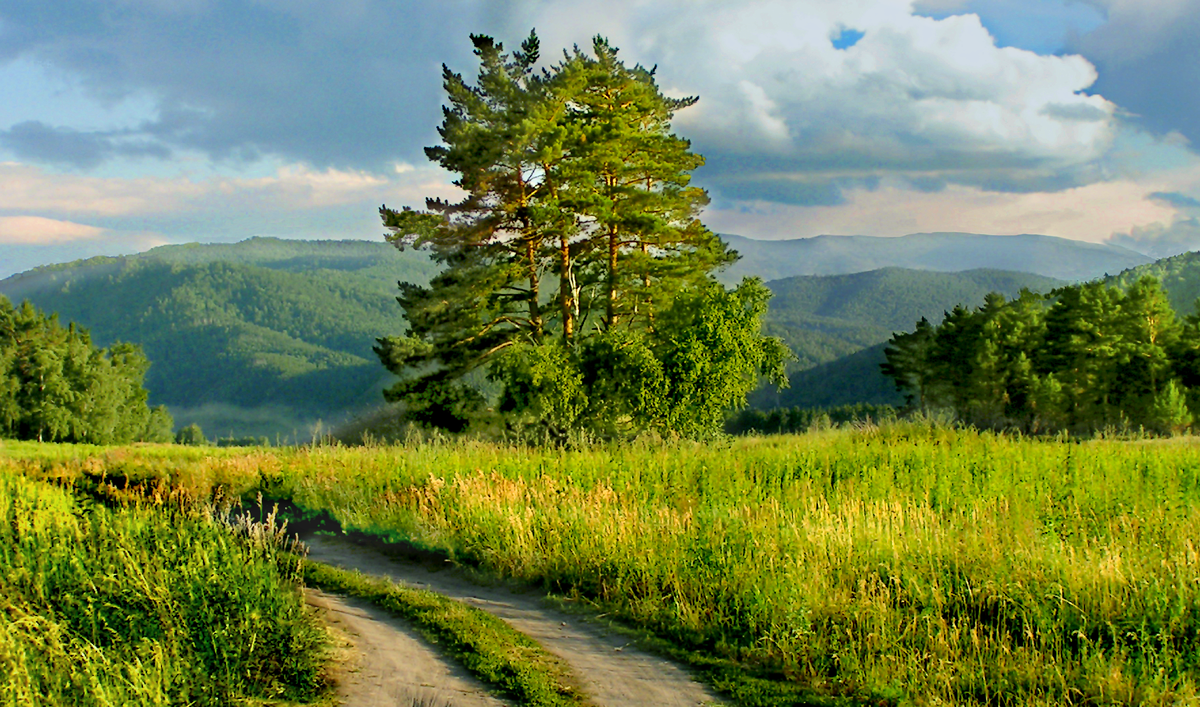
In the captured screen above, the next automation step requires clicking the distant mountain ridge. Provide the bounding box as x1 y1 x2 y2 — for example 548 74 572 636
1 234 1184 438
720 232 1152 284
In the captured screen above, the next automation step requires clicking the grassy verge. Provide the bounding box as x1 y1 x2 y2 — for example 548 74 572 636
299 555 587 707
10 429 1200 704
0 467 331 707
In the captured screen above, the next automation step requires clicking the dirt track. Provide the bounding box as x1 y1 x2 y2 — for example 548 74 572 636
302 532 723 707
305 587 509 706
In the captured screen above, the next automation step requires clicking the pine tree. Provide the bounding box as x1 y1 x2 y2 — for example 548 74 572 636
1113 276 1179 421
376 32 564 430
375 32 788 438
881 316 937 410
554 38 732 332
1042 282 1125 430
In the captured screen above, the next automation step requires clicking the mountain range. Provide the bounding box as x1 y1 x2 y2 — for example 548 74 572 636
720 232 1151 283
0 232 1188 438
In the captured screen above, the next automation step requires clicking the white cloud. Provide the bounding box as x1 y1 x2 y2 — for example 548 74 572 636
518 0 1116 190
0 216 105 244
704 178 1182 243
0 161 459 218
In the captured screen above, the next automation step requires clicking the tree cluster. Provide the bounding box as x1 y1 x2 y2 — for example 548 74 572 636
881 277 1198 434
725 403 896 436
375 33 790 438
0 297 173 443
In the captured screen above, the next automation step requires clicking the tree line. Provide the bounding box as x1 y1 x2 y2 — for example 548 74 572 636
375 32 790 439
725 403 897 436
881 276 1198 434
0 297 172 444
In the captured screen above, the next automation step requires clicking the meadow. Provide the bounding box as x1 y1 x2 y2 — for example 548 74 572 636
6 423 1200 705
0 462 329 706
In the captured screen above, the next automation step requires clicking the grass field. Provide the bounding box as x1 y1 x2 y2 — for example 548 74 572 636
0 464 330 707
6 424 1200 705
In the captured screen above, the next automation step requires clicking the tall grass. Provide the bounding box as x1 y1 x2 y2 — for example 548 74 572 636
8 427 1200 704
0 464 329 706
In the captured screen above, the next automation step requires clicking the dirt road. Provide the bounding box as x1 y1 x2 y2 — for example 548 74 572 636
302 532 723 707
305 587 510 707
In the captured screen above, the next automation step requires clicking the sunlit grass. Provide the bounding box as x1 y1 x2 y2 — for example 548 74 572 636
8 426 1200 704
0 463 330 707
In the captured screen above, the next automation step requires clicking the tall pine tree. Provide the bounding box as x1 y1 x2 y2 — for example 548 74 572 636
376 32 789 438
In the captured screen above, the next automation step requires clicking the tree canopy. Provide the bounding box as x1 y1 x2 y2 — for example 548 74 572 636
375 32 790 438
881 276 1198 435
0 297 173 443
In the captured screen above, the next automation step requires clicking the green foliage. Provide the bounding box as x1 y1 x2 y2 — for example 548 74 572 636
378 32 785 438
754 268 1062 410
1108 249 1200 314
0 468 329 706
725 403 896 435
175 422 208 446
0 297 172 443
484 279 790 439
1147 379 1193 435
654 279 791 436
881 276 1199 434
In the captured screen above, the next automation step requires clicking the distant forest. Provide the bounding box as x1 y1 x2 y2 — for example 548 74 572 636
882 276 1199 434
0 297 172 443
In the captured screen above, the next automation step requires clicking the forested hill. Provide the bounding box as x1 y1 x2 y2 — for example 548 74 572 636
766 249 1200 412
721 232 1151 284
1107 250 1200 315
5 234 1188 438
0 238 437 440
761 267 1063 370
756 267 1063 408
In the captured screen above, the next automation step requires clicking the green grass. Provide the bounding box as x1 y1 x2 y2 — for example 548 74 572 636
301 556 587 707
0 463 331 707
8 427 1200 704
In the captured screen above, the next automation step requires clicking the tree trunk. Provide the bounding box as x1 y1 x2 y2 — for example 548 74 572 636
560 235 574 342
605 225 619 329
525 236 543 342
641 241 653 331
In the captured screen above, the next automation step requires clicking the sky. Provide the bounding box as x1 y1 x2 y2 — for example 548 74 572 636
2 0 1200 277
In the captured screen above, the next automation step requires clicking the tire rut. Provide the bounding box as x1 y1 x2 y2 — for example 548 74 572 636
302 532 723 707
305 587 510 707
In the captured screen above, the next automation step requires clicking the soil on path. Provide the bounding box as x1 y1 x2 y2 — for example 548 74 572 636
302 532 724 707
305 587 510 707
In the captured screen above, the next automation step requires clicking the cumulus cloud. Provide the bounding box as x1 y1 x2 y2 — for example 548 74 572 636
506 0 1118 203
0 161 458 217
1107 190 1200 258
0 121 170 168
0 0 1122 208
1108 219 1200 259
0 0 475 170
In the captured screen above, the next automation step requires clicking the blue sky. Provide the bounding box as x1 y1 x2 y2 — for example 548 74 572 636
2 0 1200 277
